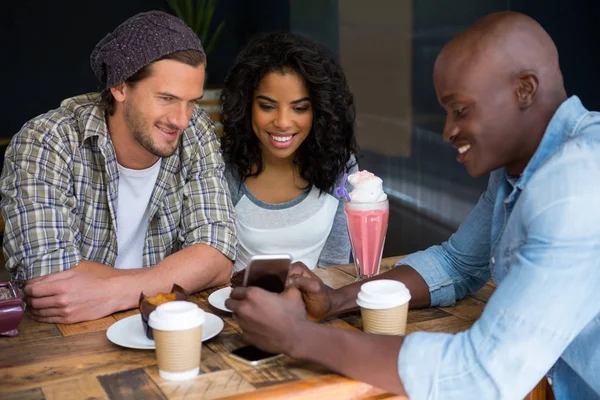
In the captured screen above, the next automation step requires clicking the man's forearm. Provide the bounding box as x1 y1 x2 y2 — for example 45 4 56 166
77 244 232 311
145 243 232 294
74 260 139 278
290 320 408 396
328 265 431 317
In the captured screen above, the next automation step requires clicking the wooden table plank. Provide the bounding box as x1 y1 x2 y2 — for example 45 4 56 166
98 368 167 400
0 326 61 348
0 331 119 368
312 267 357 289
1 349 157 392
199 346 236 374
338 313 364 330
440 297 486 322
412 315 474 334
145 367 256 400
57 315 116 336
221 356 301 389
204 327 248 356
525 378 552 400
217 375 408 400
0 388 45 400
324 318 360 332
0 314 62 349
41 375 108 400
7 314 56 334
468 283 495 303
406 307 453 324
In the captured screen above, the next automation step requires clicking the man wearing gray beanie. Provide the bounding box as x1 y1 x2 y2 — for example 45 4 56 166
0 11 238 324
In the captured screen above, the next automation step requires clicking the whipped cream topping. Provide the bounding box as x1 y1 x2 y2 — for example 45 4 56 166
348 170 387 202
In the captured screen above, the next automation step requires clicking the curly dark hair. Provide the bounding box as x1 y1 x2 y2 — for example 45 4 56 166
220 32 358 193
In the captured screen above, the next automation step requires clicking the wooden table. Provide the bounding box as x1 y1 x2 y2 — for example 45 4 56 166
0 256 502 399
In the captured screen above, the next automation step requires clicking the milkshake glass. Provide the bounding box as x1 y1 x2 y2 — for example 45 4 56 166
343 171 389 280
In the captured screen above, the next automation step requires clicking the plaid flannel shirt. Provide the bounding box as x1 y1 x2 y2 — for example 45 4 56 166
0 93 237 282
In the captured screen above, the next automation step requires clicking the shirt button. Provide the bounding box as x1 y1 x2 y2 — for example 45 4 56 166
491 257 495 264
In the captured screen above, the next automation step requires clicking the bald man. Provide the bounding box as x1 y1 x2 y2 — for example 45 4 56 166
225 12 600 399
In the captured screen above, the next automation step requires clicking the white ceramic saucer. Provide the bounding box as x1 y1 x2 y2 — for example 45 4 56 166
106 313 224 350
207 287 232 312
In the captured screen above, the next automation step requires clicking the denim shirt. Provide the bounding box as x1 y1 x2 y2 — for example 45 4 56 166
396 96 600 399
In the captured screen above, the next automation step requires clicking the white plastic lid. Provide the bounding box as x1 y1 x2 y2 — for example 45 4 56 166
356 280 411 310
148 301 205 331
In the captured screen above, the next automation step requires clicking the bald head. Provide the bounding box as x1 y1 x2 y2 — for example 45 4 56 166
433 12 568 178
435 11 564 101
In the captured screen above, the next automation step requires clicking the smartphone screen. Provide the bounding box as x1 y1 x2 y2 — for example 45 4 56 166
243 254 292 293
229 345 281 364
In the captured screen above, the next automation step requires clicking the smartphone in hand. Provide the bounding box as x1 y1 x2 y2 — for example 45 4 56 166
243 254 292 293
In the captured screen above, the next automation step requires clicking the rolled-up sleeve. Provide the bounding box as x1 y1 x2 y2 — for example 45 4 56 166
0 122 83 281
397 171 502 307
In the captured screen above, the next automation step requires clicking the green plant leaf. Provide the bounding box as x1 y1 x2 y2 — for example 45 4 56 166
166 0 224 56
184 0 194 26
201 0 217 46
167 0 185 20
193 0 208 35
205 20 225 56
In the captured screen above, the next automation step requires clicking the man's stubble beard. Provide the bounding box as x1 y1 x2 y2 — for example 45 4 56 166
124 101 179 159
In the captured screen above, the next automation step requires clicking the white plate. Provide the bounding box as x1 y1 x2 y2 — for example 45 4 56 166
208 287 232 312
106 313 224 350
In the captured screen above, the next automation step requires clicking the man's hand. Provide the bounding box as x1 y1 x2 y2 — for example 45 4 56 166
225 286 306 355
24 269 119 324
287 262 333 321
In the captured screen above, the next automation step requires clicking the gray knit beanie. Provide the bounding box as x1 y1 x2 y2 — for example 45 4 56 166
90 10 205 88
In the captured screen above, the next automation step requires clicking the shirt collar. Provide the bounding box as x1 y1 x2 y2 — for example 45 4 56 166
515 95 588 190
59 93 111 146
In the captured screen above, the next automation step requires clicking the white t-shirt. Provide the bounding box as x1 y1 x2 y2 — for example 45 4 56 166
114 160 162 269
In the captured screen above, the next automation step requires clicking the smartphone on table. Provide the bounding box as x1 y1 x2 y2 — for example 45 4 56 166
228 344 284 366
242 254 292 293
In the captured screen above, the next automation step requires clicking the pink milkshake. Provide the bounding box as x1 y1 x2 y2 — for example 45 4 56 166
344 171 389 280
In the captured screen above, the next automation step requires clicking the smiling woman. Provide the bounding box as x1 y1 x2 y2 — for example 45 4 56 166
220 32 359 272
250 71 313 163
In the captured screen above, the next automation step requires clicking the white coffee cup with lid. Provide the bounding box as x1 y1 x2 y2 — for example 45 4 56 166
149 301 205 381
357 280 411 335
